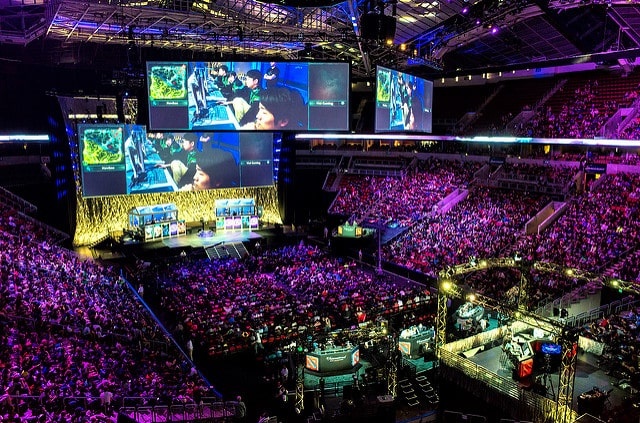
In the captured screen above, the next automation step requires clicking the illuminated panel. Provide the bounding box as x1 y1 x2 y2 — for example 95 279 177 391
147 61 350 132
375 65 433 134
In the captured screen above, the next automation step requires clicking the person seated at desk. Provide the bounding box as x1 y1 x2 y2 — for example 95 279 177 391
242 87 306 130
214 65 229 92
154 133 198 186
179 149 239 191
220 69 262 126
221 71 245 100
504 340 523 358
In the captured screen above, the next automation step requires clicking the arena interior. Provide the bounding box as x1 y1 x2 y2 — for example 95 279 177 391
4 2 640 423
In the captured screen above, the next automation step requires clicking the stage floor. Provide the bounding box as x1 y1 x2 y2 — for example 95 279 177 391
82 228 267 260
158 229 262 249
466 341 628 414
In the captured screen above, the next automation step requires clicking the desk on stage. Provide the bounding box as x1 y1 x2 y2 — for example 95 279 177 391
456 302 485 330
305 346 360 374
456 302 485 321
502 334 562 380
191 90 241 130
398 328 435 359
142 219 187 242
577 388 609 416
129 204 187 243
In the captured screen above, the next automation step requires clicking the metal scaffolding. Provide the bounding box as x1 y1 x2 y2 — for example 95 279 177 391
434 258 595 423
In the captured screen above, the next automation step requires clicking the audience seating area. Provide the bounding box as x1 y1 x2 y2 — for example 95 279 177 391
329 158 481 227
0 204 214 423
9 67 640 421
142 244 435 357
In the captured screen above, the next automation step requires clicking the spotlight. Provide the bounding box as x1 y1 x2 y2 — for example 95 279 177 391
491 26 499 34
461 6 469 14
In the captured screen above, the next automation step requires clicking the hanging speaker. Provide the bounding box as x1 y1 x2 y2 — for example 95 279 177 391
360 13 396 41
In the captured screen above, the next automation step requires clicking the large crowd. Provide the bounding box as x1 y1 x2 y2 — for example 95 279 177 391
4 148 640 422
0 204 213 422
517 80 619 139
512 172 640 271
383 187 551 277
329 159 482 227
140 243 434 358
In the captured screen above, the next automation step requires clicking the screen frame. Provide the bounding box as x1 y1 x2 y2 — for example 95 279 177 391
374 65 433 134
77 125 275 198
146 60 352 133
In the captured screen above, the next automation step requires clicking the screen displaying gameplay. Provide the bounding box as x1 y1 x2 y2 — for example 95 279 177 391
147 61 350 132
375 65 433 133
78 124 274 197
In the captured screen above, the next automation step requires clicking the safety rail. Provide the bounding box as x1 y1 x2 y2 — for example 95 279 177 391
439 349 573 423
119 399 236 422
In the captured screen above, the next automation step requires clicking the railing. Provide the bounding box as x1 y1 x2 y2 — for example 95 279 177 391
341 167 406 178
439 349 571 423
0 185 37 213
119 399 234 422
600 107 627 139
615 96 640 137
565 296 640 329
17 210 70 244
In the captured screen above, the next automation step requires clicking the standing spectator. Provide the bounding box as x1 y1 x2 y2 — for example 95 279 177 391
263 62 280 89
234 395 247 423
186 339 194 360
280 364 289 384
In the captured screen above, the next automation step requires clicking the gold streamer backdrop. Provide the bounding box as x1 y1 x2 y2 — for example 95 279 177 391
73 186 281 246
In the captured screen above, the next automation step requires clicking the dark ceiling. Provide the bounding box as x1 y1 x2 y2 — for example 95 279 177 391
1 0 640 79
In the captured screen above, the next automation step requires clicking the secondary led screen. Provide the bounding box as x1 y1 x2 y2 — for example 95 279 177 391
78 124 273 198
147 61 350 132
375 65 433 133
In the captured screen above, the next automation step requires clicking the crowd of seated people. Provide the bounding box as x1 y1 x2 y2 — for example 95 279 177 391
582 307 640 391
364 159 482 227
329 159 481 227
619 118 640 140
0 204 213 422
328 175 393 220
518 172 640 271
461 267 584 312
614 252 640 283
143 243 434 357
383 188 550 277
517 80 619 139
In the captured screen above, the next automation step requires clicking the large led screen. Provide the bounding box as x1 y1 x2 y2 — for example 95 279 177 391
147 61 350 132
375 65 433 133
78 124 274 197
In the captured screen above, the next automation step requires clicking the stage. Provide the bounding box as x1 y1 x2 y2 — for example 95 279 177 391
465 339 627 416
81 224 278 261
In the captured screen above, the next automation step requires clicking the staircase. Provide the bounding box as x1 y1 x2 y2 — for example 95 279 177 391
205 242 248 260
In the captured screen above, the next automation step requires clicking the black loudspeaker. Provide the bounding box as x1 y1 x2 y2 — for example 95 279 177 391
342 385 352 399
360 13 396 41
96 105 105 122
116 95 125 123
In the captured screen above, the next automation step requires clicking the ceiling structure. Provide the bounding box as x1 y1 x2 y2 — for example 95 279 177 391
1 0 640 79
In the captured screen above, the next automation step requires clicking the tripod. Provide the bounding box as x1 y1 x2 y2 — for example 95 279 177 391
539 354 556 399
539 372 555 400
